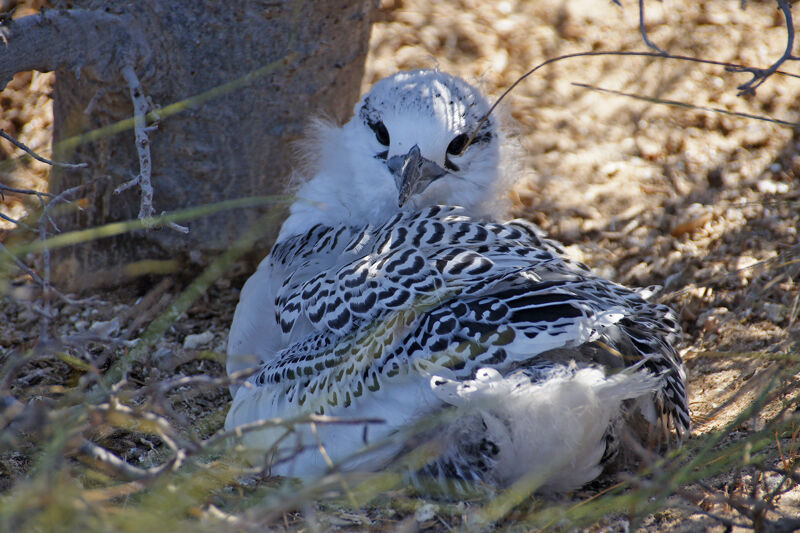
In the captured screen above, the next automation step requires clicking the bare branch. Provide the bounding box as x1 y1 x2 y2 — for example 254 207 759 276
637 0 667 55
572 82 799 128
610 1 666 53
612 0 795 95
0 241 42 282
0 241 93 308
74 411 386 485
117 65 155 220
464 50 800 152
131 367 258 401
0 9 149 90
728 0 798 95
161 211 190 234
77 439 185 481
40 180 94 234
0 182 51 208
38 192 52 339
115 67 188 233
0 210 26 228
0 129 86 169
206 413 386 451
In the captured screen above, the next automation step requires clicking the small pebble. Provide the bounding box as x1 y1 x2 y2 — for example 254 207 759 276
183 330 214 350
763 303 784 324
415 503 438 523
88 318 120 337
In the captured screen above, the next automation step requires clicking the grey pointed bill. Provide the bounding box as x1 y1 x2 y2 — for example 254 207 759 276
387 144 449 206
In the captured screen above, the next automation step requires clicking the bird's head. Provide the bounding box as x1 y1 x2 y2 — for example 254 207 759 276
351 69 500 209
281 70 511 239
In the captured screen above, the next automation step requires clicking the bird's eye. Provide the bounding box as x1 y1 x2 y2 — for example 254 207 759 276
446 133 469 156
369 120 390 146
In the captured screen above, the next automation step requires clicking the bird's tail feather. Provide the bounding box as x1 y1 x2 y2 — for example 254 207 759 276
426 365 662 493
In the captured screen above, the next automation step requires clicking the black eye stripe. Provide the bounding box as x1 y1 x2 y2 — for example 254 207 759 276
368 120 390 146
445 158 460 172
446 133 469 155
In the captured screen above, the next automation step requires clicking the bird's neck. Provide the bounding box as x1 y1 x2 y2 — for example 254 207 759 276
276 123 515 242
278 163 399 241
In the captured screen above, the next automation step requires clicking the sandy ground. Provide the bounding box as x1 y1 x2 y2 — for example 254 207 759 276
1 0 799 530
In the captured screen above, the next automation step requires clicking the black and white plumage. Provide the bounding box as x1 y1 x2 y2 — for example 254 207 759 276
226 69 689 492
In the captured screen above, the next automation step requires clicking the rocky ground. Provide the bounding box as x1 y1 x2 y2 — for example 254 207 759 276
1 0 799 531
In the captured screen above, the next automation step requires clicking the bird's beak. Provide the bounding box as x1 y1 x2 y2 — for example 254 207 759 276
386 144 448 206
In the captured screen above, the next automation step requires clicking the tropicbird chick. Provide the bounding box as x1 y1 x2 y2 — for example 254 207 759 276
226 69 689 493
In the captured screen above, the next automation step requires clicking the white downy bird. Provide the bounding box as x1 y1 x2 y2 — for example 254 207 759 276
225 69 689 493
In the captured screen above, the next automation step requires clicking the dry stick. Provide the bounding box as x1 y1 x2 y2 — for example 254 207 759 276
788 290 800 327
0 133 94 305
0 241 45 284
102 203 290 385
0 129 87 170
0 183 52 204
131 367 258 401
461 50 800 155
116 65 156 221
310 420 360 508
636 0 667 55
0 242 95 314
0 181 48 233
13 181 100 306
731 0 798 96
40 179 95 234
668 245 800 300
669 488 749 530
38 194 53 339
612 0 796 95
78 439 185 481
94 400 184 452
76 413 385 483
0 210 26 228
571 82 799 128
207 413 385 451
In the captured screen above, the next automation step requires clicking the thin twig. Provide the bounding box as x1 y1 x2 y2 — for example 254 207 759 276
74 411 385 485
638 0 667 55
118 64 155 220
160 210 189 233
572 82 799 128
0 182 53 201
675 497 751 530
0 210 27 228
1 161 95 332
668 245 800 298
91 400 186 452
38 189 52 340
40 179 92 234
729 0 798 96
130 367 258 401
0 241 91 305
0 129 87 169
462 50 800 155
310 420 360 507
207 413 386 451
77 439 185 481
58 333 137 348
0 241 44 283
614 0 795 94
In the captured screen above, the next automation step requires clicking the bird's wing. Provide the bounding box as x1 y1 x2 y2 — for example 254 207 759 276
236 206 688 433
